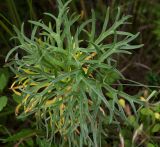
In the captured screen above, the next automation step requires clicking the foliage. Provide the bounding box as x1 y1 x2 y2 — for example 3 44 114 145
0 96 8 112
0 68 10 111
0 67 37 146
121 95 160 147
5 0 145 146
0 0 160 146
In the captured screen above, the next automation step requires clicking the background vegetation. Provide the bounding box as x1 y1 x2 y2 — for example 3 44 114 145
0 0 160 146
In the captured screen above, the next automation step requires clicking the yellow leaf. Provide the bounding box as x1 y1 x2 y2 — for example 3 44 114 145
22 68 36 74
60 103 65 125
12 88 22 96
45 97 57 106
80 10 84 19
24 100 38 113
15 104 22 116
49 111 53 127
82 67 88 74
140 96 146 102
85 52 96 60
23 94 30 103
118 98 125 108
74 51 82 59
154 113 160 120
10 81 16 89
23 79 29 86
30 82 38 86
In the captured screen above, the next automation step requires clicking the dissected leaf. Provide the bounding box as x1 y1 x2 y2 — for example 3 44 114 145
5 0 143 146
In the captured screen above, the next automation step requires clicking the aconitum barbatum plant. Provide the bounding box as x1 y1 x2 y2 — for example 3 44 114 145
6 0 143 146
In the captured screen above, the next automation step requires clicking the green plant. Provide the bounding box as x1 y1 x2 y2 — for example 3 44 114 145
0 68 10 111
120 98 160 147
6 0 143 146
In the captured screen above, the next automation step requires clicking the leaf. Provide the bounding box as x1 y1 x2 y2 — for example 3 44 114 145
0 68 9 92
147 143 156 147
90 9 96 42
26 138 34 147
152 124 160 133
118 99 125 108
140 108 153 116
101 7 110 34
0 20 14 36
12 93 22 103
128 115 138 127
104 70 120 84
0 96 8 111
3 129 36 143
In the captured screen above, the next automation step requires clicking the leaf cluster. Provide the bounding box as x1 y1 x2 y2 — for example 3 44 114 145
6 0 143 146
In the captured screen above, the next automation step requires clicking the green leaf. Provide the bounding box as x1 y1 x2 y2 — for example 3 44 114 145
26 138 34 147
147 143 156 147
0 20 14 36
140 108 153 116
0 68 9 93
128 115 136 125
12 93 22 103
104 70 120 84
152 124 160 133
0 96 8 111
3 129 36 143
